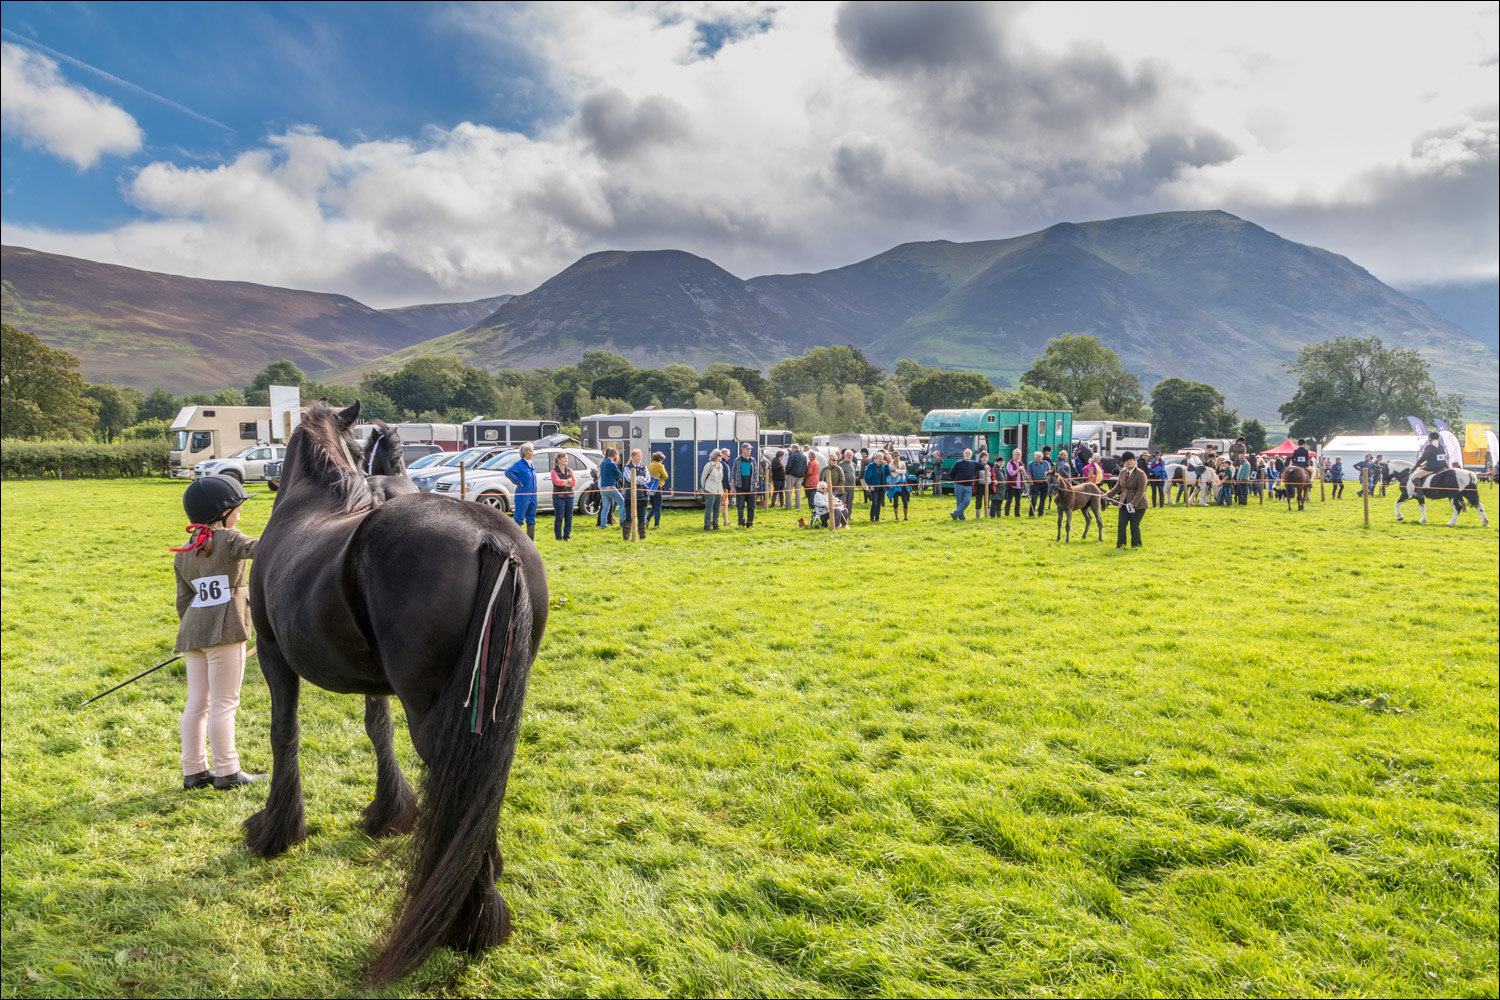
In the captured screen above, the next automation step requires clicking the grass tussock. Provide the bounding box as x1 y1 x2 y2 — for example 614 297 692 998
1 480 1496 997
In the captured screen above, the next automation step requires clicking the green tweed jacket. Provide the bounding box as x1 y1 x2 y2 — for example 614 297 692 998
173 528 258 652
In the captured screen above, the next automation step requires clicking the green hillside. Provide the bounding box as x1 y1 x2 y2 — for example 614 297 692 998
0 247 507 393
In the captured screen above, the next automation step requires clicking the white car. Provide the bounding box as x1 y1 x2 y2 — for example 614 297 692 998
432 448 602 514
192 445 287 482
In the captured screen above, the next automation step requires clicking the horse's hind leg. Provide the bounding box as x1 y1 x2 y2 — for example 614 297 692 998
362 695 417 837
243 641 308 858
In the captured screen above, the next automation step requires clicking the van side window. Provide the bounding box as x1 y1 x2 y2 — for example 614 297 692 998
190 431 212 451
240 422 258 440
665 428 681 438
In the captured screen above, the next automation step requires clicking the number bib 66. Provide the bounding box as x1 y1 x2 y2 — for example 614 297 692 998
189 575 232 608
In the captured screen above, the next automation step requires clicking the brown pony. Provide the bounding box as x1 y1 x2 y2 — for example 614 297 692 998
1284 466 1312 510
1048 471 1104 541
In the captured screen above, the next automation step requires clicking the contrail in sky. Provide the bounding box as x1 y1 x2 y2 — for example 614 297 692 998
1 28 235 133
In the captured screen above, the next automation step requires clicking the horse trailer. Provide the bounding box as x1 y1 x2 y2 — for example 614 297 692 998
921 408 1073 473
1071 420 1153 457
463 418 561 448
760 428 795 452
581 413 632 451
353 422 463 451
628 408 760 503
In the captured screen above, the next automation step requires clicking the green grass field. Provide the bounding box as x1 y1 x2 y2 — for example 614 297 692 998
2 480 1496 998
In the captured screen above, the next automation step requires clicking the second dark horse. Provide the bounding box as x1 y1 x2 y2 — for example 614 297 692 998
247 401 548 984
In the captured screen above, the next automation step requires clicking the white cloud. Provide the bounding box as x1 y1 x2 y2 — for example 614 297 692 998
0 42 143 168
2 2 1496 302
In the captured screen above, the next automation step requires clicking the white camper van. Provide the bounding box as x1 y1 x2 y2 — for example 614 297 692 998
169 405 277 478
1073 421 1154 457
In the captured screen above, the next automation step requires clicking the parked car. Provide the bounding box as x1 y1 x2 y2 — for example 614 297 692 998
191 444 287 483
400 443 444 464
265 459 283 491
432 448 603 515
406 452 452 470
408 446 511 492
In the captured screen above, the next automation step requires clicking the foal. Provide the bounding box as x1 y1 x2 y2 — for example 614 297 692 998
1049 471 1104 541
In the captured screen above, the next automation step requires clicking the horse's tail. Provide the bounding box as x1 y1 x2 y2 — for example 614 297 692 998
369 537 534 986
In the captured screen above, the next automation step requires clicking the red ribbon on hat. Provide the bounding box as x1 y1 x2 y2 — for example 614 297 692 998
169 524 215 553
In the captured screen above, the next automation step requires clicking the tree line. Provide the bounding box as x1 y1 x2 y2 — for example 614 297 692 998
1 320 1467 450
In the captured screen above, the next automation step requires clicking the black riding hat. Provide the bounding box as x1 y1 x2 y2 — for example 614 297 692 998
183 475 256 525
1121 451 1137 462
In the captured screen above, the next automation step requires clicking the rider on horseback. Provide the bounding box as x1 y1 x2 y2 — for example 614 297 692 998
1409 431 1448 492
1289 439 1313 473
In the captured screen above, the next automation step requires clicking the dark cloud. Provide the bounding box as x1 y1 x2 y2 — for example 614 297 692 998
577 87 691 160
834 1 1161 138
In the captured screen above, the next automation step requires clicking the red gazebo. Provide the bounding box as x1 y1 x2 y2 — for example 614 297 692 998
1260 439 1313 458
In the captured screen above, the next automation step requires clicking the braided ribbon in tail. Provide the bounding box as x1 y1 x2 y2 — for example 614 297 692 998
463 556 522 735
169 524 214 553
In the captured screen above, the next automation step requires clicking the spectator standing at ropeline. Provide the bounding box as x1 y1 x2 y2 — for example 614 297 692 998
1055 448 1075 480
976 450 992 517
717 449 734 527
647 451 669 527
701 449 724 530
504 443 539 541
864 450 890 522
950 449 978 520
1376 454 1389 496
619 449 651 539
1148 453 1166 507
1236 454 1252 504
770 450 786 507
171 475 265 790
1027 451 1050 517
889 449 910 520
858 448 872 504
929 450 944 497
803 449 821 510
821 452 844 513
1329 458 1345 498
1003 449 1026 517
1107 451 1149 548
597 447 624 528
784 444 807 509
839 450 859 512
733 443 760 527
550 453 576 541
1354 454 1379 496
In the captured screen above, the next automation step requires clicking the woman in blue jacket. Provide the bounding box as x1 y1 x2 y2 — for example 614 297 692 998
597 447 623 528
863 451 891 522
504 442 539 540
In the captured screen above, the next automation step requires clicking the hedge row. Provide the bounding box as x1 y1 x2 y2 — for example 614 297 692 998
1 439 171 479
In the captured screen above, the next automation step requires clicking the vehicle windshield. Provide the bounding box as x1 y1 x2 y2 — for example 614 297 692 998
477 451 520 471
228 447 255 459
174 431 190 450
927 434 974 460
441 448 489 467
407 453 448 469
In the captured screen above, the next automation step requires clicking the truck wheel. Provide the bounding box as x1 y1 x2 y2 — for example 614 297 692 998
478 491 510 513
223 470 243 483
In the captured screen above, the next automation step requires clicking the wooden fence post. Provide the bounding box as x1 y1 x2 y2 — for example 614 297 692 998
1319 442 1326 502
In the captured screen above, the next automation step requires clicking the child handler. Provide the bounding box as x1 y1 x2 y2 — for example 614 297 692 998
171 475 265 790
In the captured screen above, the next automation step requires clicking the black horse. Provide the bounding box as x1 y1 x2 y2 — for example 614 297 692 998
360 419 419 501
247 401 548 984
1391 466 1490 527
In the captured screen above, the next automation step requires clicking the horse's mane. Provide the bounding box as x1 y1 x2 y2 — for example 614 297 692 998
280 402 375 514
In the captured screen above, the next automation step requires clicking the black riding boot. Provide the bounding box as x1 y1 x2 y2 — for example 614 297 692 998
526 523 534 541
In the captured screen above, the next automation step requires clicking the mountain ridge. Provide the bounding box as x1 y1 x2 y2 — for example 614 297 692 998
4 210 1495 417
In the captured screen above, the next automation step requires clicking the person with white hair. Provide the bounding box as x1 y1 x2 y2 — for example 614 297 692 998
949 448 979 520
700 448 725 531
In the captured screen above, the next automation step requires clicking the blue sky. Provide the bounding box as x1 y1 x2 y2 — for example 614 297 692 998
2 1 556 229
2 2 1495 306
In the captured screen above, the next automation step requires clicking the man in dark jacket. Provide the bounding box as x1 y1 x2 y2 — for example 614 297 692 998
1106 451 1148 548
733 442 760 526
949 449 979 520
784 445 808 510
